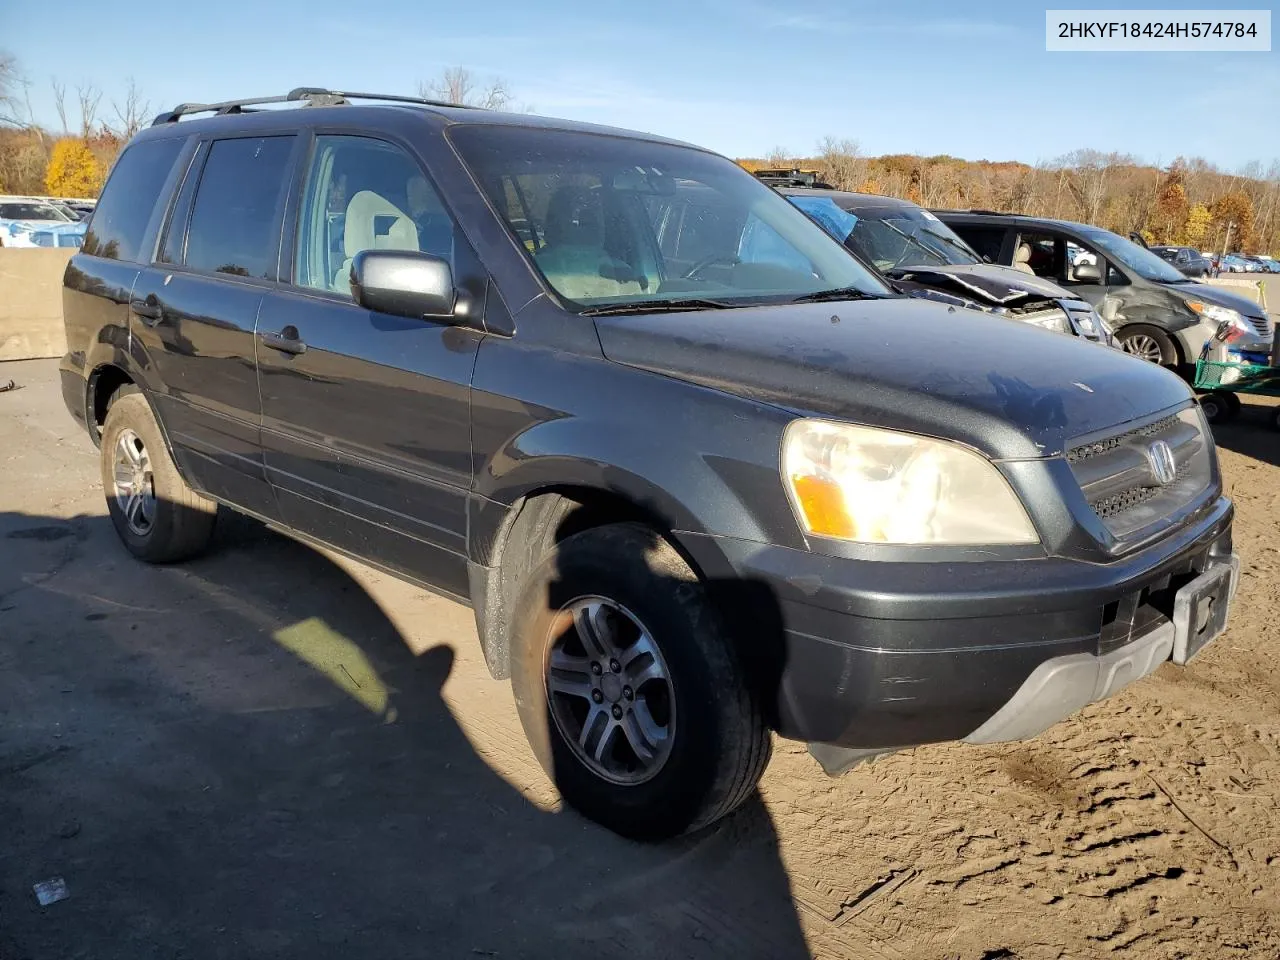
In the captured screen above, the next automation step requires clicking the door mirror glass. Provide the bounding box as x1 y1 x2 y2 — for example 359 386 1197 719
1073 262 1102 283
350 250 457 319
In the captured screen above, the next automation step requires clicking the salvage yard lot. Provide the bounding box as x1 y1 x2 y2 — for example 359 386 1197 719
2 358 1279 960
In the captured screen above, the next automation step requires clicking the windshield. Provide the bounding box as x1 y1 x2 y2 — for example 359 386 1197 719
0 202 71 222
449 125 890 310
1079 227 1187 282
789 195 980 270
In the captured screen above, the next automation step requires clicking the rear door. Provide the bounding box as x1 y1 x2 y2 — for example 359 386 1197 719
132 133 300 517
255 133 482 598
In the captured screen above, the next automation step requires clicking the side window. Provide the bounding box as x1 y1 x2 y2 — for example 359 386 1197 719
82 138 184 262
295 135 453 295
1015 232 1064 280
1064 239 1111 285
158 145 204 265
185 136 295 279
953 224 1005 263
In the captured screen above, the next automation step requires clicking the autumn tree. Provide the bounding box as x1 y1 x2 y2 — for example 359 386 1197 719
1150 170 1189 244
1210 191 1255 252
1182 204 1212 249
45 137 102 196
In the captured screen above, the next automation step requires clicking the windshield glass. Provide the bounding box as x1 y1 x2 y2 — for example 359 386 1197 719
790 195 980 270
450 125 890 310
0 202 70 222
1080 227 1187 282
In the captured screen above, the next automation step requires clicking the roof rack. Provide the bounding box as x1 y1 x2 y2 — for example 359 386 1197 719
752 169 833 189
150 87 472 126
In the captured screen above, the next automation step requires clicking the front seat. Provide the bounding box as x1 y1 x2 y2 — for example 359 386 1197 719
533 186 642 301
1013 242 1035 275
334 190 420 292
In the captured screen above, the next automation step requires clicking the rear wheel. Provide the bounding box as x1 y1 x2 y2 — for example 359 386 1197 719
1222 393 1242 417
509 523 770 841
1118 325 1177 367
100 387 216 562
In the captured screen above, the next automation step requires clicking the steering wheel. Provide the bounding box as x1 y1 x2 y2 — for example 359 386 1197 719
682 255 740 280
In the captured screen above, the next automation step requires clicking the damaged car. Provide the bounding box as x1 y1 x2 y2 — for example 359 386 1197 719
770 182 1114 345
936 210 1273 370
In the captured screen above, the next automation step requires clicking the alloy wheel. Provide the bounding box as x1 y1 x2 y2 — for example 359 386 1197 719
1122 334 1164 364
112 428 156 536
544 596 676 785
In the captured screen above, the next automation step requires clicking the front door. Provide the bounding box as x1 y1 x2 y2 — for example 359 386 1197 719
256 134 481 598
132 133 298 517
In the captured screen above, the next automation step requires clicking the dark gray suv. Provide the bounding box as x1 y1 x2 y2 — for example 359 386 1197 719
61 88 1239 840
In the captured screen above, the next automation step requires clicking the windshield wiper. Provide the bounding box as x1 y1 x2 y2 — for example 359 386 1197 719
788 286 878 304
580 297 737 316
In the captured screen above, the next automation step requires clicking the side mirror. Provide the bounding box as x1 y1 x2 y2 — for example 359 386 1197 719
1073 263 1102 283
350 250 458 320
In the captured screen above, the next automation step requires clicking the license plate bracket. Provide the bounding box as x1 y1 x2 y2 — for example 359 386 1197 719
1171 559 1237 665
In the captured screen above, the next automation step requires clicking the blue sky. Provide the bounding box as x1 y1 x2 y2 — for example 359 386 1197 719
5 0 1277 168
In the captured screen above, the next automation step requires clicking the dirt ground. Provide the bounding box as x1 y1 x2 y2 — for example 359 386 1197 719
2 357 1278 960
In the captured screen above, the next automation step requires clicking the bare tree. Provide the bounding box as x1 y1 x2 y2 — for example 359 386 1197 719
76 81 102 137
110 77 149 139
418 67 514 110
815 136 866 191
0 51 22 127
51 77 68 133
1058 149 1128 225
765 145 793 167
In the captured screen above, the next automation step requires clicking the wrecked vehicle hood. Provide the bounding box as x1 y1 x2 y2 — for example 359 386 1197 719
886 262 1076 307
596 298 1192 460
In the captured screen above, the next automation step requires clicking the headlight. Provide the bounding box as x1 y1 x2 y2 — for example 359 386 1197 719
1187 300 1249 336
781 419 1039 545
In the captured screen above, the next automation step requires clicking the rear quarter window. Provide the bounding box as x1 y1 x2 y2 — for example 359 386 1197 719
82 138 185 262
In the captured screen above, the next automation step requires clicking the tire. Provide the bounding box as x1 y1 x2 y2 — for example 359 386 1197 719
509 522 771 841
1118 325 1178 367
1198 392 1228 424
1271 407 1280 433
1222 392 1242 417
100 386 216 563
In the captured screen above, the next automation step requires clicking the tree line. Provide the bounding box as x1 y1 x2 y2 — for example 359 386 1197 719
742 140 1278 256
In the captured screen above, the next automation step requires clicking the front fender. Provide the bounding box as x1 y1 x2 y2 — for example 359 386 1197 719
468 340 808 566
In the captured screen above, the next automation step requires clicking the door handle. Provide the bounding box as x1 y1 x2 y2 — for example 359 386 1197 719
130 299 164 326
260 327 307 356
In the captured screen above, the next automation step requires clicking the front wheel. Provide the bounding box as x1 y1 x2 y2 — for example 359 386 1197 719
100 387 216 562
1118 325 1178 367
509 523 770 841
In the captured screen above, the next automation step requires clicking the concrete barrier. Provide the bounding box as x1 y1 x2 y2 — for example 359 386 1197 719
0 248 74 361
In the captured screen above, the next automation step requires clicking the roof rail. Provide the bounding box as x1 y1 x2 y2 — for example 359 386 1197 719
150 87 473 126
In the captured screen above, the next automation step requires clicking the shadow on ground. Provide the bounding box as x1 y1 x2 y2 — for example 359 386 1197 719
1208 396 1280 467
0 508 811 959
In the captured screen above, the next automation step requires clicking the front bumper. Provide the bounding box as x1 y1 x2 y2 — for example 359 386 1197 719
678 494 1234 752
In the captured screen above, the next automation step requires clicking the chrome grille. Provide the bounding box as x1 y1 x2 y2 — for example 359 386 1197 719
1068 409 1212 541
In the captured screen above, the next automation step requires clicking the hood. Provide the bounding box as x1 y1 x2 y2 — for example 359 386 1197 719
887 262 1077 307
595 298 1193 460
1165 281 1268 319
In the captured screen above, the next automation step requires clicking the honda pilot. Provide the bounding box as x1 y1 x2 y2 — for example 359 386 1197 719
61 88 1239 840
